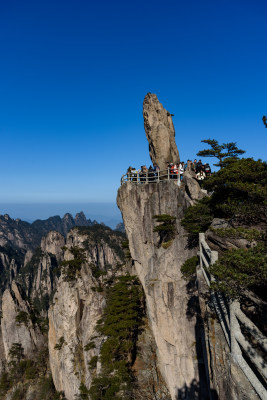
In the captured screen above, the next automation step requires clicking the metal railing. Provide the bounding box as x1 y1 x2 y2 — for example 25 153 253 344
120 168 181 185
198 233 267 400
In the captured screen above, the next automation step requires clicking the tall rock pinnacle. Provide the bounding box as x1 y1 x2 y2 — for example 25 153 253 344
143 93 180 170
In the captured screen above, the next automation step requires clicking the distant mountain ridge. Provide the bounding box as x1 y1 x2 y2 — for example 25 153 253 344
0 211 98 251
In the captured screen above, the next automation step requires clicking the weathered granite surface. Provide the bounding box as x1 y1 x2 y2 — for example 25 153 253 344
1 282 43 361
143 93 180 170
117 180 200 399
48 227 125 399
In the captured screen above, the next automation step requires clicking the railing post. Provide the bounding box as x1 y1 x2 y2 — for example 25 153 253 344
157 171 160 182
199 233 205 268
146 172 148 183
210 250 218 265
168 168 170 180
230 301 241 357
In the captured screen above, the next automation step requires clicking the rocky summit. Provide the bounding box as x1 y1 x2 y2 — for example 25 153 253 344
143 93 180 170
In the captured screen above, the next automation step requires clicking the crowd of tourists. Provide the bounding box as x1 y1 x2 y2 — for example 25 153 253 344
126 159 211 183
172 159 212 181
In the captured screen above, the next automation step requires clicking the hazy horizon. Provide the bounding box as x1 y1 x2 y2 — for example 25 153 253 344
0 202 122 229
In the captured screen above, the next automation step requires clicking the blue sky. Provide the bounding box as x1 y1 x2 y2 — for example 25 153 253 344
0 0 266 221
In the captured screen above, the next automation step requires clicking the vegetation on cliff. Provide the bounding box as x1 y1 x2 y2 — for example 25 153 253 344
181 155 267 299
88 275 145 400
197 138 245 168
0 343 64 399
210 243 267 297
153 214 176 247
60 246 86 282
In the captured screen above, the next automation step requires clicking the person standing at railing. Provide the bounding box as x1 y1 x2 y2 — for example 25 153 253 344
195 160 203 174
185 160 193 172
204 163 211 176
131 167 138 182
169 163 175 179
153 163 159 174
148 165 154 182
127 166 133 182
140 165 148 183
153 163 160 181
180 162 185 181
173 163 179 180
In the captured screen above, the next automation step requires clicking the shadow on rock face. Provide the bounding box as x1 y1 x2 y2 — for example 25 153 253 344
176 379 218 400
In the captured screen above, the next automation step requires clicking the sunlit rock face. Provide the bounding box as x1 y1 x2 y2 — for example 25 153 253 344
143 93 180 170
1 282 44 362
48 265 105 400
117 181 200 400
41 230 65 260
48 227 125 400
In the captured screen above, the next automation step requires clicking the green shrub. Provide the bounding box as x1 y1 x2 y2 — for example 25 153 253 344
37 375 66 399
78 382 90 399
203 158 267 225
210 243 267 297
11 387 25 400
61 247 86 282
15 311 29 326
9 343 24 362
181 256 199 279
0 372 11 396
84 342 96 351
153 214 176 244
89 275 144 399
88 356 98 370
54 336 65 350
181 197 213 236
24 359 36 379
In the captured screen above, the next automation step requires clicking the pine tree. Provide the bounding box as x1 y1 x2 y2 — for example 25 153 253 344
197 139 245 168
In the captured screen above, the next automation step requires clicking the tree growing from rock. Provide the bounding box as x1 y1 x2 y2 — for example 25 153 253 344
197 139 245 168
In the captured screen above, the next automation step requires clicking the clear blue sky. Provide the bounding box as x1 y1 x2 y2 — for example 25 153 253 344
0 0 266 221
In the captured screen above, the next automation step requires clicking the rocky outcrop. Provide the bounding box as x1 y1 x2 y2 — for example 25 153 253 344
48 264 105 399
143 93 180 170
205 218 253 254
182 171 208 204
41 231 65 260
1 282 43 361
48 227 126 399
117 181 203 400
0 214 34 250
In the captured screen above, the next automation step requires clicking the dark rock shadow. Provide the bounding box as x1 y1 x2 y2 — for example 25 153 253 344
183 278 218 400
176 379 218 400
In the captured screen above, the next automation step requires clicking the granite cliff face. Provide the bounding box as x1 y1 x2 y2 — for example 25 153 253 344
117 180 205 399
48 226 125 399
143 93 180 170
0 223 130 399
1 282 44 362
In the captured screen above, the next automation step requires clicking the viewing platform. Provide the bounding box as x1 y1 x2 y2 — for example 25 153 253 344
120 169 181 185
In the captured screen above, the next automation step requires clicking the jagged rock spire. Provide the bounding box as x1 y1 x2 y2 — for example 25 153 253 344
143 93 180 170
